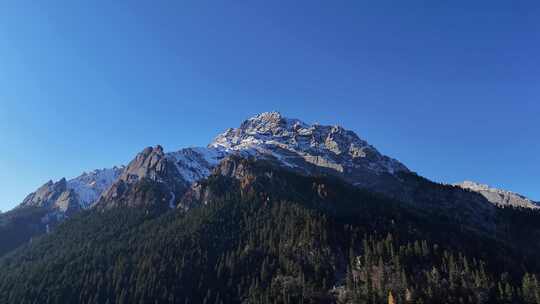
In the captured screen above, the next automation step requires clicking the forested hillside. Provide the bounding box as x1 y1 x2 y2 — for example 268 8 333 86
0 207 49 256
0 160 539 303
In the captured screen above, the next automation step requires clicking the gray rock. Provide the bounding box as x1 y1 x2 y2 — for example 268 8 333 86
455 181 538 209
96 145 188 210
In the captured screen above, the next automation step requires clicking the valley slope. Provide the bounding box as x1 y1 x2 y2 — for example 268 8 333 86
1 112 539 303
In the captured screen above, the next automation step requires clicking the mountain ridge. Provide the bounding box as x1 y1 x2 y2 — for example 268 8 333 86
455 180 539 209
1 112 540 303
12 112 536 214
2 112 536 253
94 111 418 211
2 153 539 303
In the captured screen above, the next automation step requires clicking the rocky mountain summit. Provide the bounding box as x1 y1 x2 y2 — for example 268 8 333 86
95 146 227 210
456 181 539 209
210 112 408 176
67 167 123 208
9 167 123 236
11 112 537 217
94 112 413 210
19 178 80 216
18 167 123 215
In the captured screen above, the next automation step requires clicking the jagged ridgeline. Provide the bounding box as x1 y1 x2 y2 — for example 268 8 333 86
1 112 539 303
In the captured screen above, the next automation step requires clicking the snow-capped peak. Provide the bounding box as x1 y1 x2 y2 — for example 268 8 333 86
67 166 124 208
166 147 227 184
209 112 408 175
16 112 410 213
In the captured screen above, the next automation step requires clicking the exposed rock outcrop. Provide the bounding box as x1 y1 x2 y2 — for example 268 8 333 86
456 181 538 209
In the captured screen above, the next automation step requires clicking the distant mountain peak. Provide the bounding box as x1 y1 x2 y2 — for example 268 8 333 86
17 165 124 215
210 112 408 175
455 180 538 209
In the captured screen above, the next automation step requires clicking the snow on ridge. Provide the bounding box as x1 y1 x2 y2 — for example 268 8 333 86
21 112 410 213
166 147 227 184
209 112 409 175
67 166 124 208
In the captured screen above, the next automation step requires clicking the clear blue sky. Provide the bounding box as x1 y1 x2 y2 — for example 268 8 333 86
0 1 538 211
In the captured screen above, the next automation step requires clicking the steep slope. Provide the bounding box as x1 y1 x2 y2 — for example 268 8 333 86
96 145 185 210
210 112 409 186
16 166 123 213
67 167 123 208
167 147 226 184
456 181 539 209
9 112 534 216
1 158 539 304
88 113 499 233
95 145 226 210
8 112 523 217
0 166 123 256
95 111 412 210
1 111 535 259
0 207 50 256
205 113 500 232
18 178 81 216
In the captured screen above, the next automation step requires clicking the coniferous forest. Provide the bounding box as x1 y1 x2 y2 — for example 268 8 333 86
0 161 539 304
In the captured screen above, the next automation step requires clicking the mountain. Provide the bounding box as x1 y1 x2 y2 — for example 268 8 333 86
96 146 226 210
18 178 81 217
0 167 122 255
456 181 539 209
67 167 124 208
1 156 539 304
93 112 498 235
18 166 123 213
1 112 539 303
3 112 536 256
13 112 536 216
210 112 409 176
3 113 536 238
95 111 412 211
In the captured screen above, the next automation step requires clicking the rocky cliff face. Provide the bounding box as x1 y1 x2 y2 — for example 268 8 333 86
205 112 418 202
456 181 539 209
166 147 227 184
94 145 227 210
67 167 123 208
179 155 303 210
18 166 123 214
96 146 186 210
19 178 80 216
100 112 414 211
210 112 408 175
6 166 123 243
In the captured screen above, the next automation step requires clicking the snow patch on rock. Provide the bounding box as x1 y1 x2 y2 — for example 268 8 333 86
67 166 124 208
209 111 408 175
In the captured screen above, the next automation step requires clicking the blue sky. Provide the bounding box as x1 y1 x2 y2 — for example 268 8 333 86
0 1 538 211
